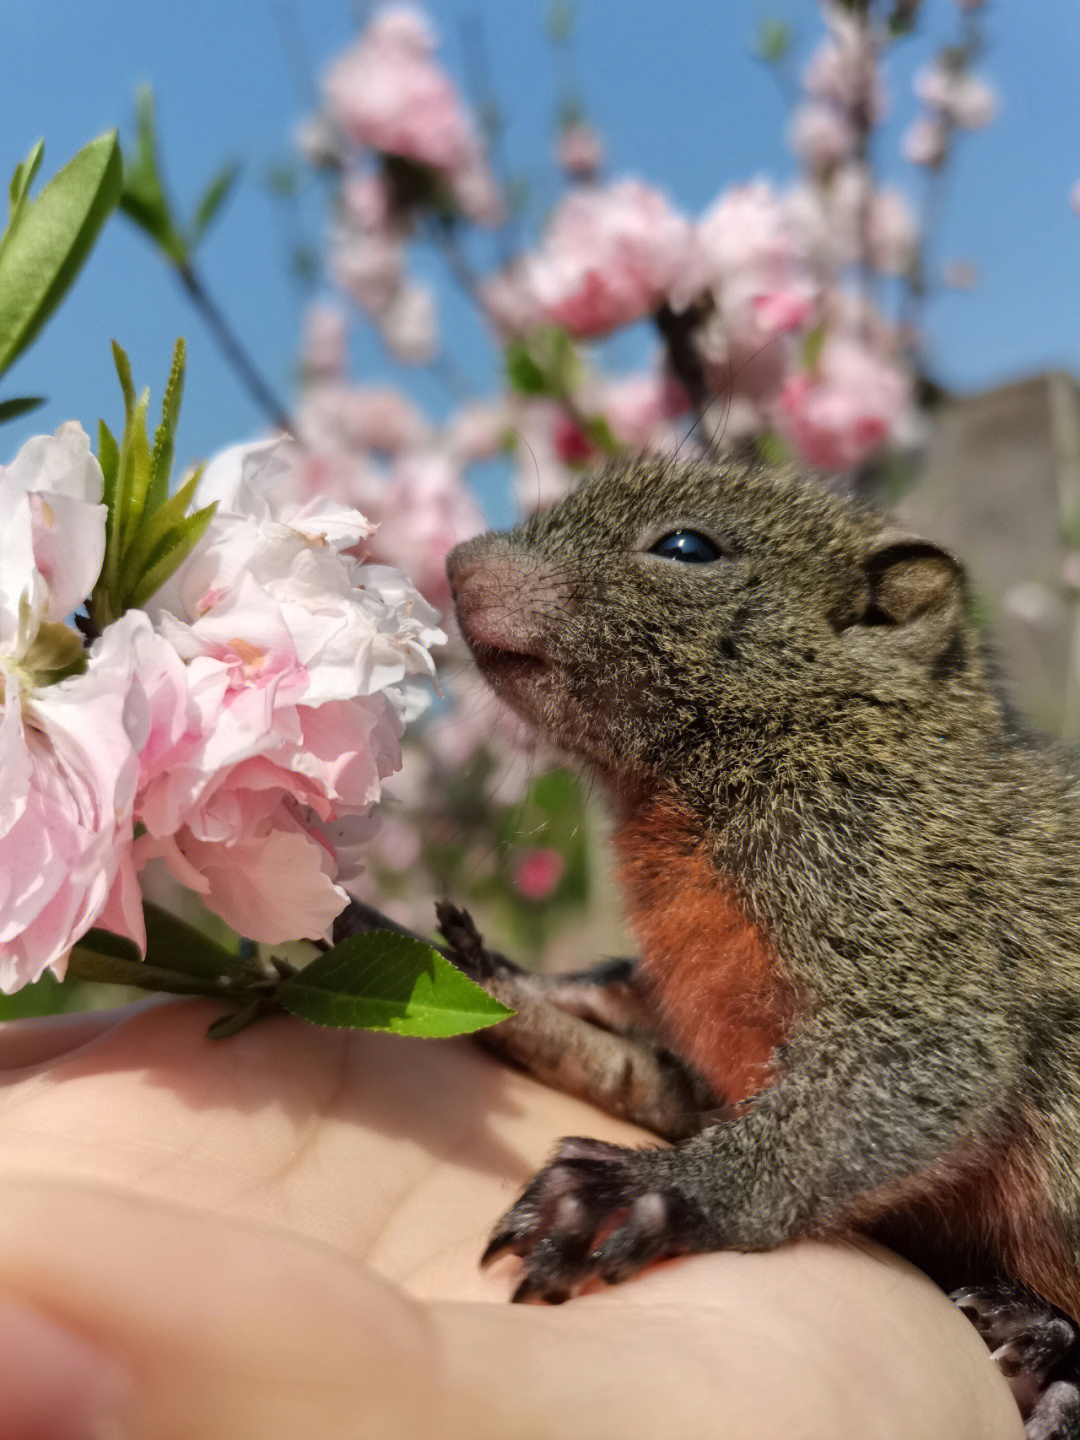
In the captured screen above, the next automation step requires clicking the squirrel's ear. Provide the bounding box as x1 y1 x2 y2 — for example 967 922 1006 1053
842 530 966 659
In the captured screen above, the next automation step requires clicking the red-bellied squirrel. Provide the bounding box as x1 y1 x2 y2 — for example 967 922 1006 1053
442 456 1080 1439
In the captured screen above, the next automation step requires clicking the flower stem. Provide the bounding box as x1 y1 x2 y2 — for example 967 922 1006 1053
175 260 296 435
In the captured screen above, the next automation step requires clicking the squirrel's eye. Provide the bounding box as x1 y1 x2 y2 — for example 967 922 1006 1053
648 530 722 564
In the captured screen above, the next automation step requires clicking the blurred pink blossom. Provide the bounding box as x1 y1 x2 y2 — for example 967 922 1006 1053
802 8 888 122
776 336 911 472
788 102 856 171
1070 181 1080 217
942 260 979 290
902 113 948 168
583 372 691 451
377 451 485 607
321 6 503 225
557 122 604 180
914 61 998 130
513 848 565 901
300 381 431 458
520 180 697 338
302 303 349 377
380 280 438 363
676 181 815 334
867 189 919 275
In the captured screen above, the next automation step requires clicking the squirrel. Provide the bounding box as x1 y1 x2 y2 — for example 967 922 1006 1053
442 455 1080 1439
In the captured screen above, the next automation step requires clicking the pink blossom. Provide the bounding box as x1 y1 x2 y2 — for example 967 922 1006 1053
132 443 445 942
914 62 998 130
942 260 979 290
520 180 697 338
479 264 546 339
776 335 911 472
583 372 692 451
0 613 155 990
300 381 431 457
677 181 814 325
322 7 503 226
788 103 856 170
513 848 565 901
902 114 948 168
443 400 511 464
379 279 438 363
802 9 888 122
1070 181 1080 218
302 303 348 377
330 222 405 317
377 451 485 607
557 122 604 180
867 188 919 275
0 423 106 630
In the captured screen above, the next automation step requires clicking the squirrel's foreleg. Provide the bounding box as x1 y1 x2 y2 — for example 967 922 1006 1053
485 1006 1019 1302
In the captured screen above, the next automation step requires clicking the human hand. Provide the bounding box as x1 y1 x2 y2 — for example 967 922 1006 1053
0 998 1022 1439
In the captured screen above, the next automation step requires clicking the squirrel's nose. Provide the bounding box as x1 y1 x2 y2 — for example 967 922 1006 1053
446 536 493 599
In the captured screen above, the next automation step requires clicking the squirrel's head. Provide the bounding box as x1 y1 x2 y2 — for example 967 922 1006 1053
447 458 972 798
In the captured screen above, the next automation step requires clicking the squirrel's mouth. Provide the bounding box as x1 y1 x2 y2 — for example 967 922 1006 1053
466 638 549 694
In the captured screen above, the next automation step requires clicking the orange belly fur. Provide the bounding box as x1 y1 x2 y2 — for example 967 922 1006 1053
613 797 798 1108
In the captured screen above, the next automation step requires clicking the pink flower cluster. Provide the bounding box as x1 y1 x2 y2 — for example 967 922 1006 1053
323 7 503 225
0 427 443 992
315 7 504 361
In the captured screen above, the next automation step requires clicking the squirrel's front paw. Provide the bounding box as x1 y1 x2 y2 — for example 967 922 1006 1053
482 1137 704 1303
952 1281 1080 1438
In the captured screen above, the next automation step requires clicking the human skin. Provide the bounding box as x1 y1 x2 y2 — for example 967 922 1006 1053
0 998 1021 1439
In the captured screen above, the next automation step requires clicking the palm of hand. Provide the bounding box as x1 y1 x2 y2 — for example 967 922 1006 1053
0 1000 1020 1438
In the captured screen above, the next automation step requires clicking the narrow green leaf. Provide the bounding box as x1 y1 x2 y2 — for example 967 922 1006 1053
110 339 136 419
119 87 188 264
97 419 119 508
148 336 186 509
0 394 44 423
5 139 45 244
120 466 201 588
126 502 216 607
190 160 240 244
116 390 153 559
0 131 121 377
278 932 513 1037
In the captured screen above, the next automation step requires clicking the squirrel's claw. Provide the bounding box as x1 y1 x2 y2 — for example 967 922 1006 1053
952 1281 1080 1437
483 1137 702 1301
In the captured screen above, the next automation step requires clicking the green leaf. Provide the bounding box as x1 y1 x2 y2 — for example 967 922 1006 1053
111 338 136 419
190 160 240 244
753 20 793 64
8 139 44 213
279 932 513 1037
69 901 261 995
582 414 621 455
119 87 188 264
120 463 200 587
115 387 153 559
801 321 827 372
97 419 119 509
0 394 44 423
126 502 216 607
547 0 576 43
148 336 186 511
506 341 548 396
0 131 121 378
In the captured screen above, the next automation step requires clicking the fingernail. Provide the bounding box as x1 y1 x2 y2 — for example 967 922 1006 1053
0 1293 130 1439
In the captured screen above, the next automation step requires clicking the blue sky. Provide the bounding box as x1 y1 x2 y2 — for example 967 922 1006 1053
1 0 1077 511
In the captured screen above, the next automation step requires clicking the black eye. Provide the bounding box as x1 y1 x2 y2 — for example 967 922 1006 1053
648 530 722 564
